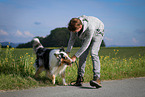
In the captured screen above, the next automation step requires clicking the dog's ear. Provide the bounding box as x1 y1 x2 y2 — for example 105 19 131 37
59 46 65 52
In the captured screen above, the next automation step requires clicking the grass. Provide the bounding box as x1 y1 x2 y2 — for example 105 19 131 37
0 46 145 91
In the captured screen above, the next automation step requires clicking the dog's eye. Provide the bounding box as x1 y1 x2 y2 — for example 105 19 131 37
60 53 65 59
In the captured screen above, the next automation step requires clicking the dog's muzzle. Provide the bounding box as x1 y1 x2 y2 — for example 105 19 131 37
62 58 74 65
55 52 74 66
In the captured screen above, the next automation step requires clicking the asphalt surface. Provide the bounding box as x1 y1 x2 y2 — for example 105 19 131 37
0 77 145 97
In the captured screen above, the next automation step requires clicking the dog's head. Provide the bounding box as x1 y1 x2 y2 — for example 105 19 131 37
54 48 73 66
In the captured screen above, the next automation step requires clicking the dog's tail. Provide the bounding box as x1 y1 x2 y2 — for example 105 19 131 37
33 38 44 53
33 38 40 43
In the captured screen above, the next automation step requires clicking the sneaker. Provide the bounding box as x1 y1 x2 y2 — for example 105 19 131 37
90 77 102 88
70 75 84 86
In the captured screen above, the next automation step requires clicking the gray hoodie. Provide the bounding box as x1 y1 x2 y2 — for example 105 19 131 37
66 15 104 58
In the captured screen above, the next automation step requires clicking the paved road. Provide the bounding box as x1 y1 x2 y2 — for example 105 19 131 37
0 77 145 97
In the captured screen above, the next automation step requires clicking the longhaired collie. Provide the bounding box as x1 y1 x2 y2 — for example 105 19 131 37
33 38 73 85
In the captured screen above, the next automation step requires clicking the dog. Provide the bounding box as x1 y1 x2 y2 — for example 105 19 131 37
33 38 73 85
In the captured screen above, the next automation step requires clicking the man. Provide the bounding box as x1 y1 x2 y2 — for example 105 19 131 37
66 15 104 88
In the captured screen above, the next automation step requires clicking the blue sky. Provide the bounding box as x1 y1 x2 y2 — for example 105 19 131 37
0 0 145 47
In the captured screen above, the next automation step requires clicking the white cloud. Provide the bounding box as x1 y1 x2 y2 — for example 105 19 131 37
0 29 9 36
104 37 113 41
132 37 138 44
15 30 34 37
24 31 34 37
16 30 23 36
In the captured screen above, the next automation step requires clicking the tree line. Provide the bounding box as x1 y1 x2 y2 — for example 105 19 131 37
17 27 105 48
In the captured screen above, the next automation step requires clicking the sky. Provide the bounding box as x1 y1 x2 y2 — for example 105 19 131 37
0 0 145 47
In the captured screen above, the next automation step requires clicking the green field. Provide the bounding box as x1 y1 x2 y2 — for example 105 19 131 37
0 46 145 91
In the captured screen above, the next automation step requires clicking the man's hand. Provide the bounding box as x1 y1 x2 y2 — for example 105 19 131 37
71 55 76 62
67 52 70 56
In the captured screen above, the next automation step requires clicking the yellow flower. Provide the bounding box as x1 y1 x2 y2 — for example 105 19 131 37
100 56 104 59
123 58 127 62
7 45 9 48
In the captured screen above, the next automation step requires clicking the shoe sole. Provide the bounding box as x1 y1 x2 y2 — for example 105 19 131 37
70 81 82 86
90 80 102 88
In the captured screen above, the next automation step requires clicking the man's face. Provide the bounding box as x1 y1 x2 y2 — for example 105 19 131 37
72 25 83 33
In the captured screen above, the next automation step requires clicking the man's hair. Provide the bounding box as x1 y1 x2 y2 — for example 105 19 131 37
68 18 82 31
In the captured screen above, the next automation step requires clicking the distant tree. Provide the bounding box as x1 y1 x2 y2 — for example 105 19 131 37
2 45 12 48
17 41 32 48
101 40 105 47
17 36 44 48
41 27 70 47
17 27 106 48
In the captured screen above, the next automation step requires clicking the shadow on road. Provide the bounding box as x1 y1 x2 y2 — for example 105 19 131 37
79 86 98 89
68 84 100 89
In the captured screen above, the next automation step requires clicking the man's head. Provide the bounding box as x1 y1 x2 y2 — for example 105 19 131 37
68 18 82 33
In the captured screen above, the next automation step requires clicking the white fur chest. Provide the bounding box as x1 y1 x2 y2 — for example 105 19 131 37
49 49 67 75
